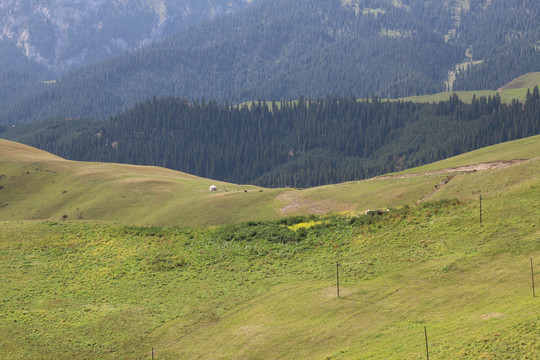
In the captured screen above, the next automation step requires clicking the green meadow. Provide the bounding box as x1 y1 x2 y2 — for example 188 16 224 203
236 72 540 109
2 135 539 226
0 135 539 358
400 72 540 104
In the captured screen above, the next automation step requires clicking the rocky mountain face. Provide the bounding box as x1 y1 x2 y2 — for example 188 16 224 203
0 0 251 76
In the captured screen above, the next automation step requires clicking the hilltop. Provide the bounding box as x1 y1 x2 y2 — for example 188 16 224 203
1 135 538 226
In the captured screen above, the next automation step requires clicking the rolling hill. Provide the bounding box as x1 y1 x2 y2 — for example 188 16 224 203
0 136 538 359
0 139 279 227
1 135 538 226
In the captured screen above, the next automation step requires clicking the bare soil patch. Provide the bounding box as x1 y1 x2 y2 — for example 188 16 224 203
479 312 505 320
367 159 527 181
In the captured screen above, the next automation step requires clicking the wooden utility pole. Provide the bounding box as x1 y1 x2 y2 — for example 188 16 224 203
479 194 483 227
424 326 430 360
336 260 340 298
532 258 536 298
152 348 154 360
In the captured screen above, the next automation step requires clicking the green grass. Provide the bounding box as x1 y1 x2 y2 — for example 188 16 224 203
0 136 539 358
397 88 533 104
234 72 540 108
399 72 540 104
0 139 287 227
0 172 538 358
397 135 540 174
398 90 498 104
1 135 539 226
498 72 540 91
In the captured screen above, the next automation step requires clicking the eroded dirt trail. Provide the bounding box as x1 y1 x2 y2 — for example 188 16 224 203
278 159 529 214
366 159 527 181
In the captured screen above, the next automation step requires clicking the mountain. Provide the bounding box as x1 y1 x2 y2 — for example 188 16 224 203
2 88 539 188
2 0 539 124
0 0 252 76
452 0 540 91
0 0 252 115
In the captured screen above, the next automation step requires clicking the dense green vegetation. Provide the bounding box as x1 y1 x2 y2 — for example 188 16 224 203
3 0 539 124
4 89 539 188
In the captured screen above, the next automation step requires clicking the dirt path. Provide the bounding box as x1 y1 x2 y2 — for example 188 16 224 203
366 159 527 181
278 159 528 214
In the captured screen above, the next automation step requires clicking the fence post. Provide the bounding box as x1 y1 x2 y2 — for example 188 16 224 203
336 260 340 298
532 258 536 298
479 194 482 227
424 326 429 360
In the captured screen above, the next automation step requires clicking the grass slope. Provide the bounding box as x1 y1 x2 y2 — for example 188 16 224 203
0 139 285 227
398 72 540 104
239 73 540 107
1 135 539 226
0 148 538 358
498 72 540 91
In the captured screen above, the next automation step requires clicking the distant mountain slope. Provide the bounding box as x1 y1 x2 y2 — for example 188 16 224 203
498 72 540 91
0 0 252 76
4 0 540 124
0 0 252 113
452 0 540 90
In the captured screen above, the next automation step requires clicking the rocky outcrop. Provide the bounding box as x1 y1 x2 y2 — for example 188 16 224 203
0 0 251 75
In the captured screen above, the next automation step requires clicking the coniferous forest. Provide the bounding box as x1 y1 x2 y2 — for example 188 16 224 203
4 89 539 188
2 0 540 125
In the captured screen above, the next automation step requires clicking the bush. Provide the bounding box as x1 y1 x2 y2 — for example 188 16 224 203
213 222 300 243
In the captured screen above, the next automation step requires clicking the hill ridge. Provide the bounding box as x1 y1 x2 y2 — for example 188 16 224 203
1 135 538 226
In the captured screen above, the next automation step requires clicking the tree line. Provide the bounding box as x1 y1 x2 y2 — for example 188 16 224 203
3 88 539 188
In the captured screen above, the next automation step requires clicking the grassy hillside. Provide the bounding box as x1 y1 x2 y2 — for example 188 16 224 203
239 72 540 107
1 135 539 226
398 72 540 104
0 139 284 227
0 136 538 358
498 72 540 91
